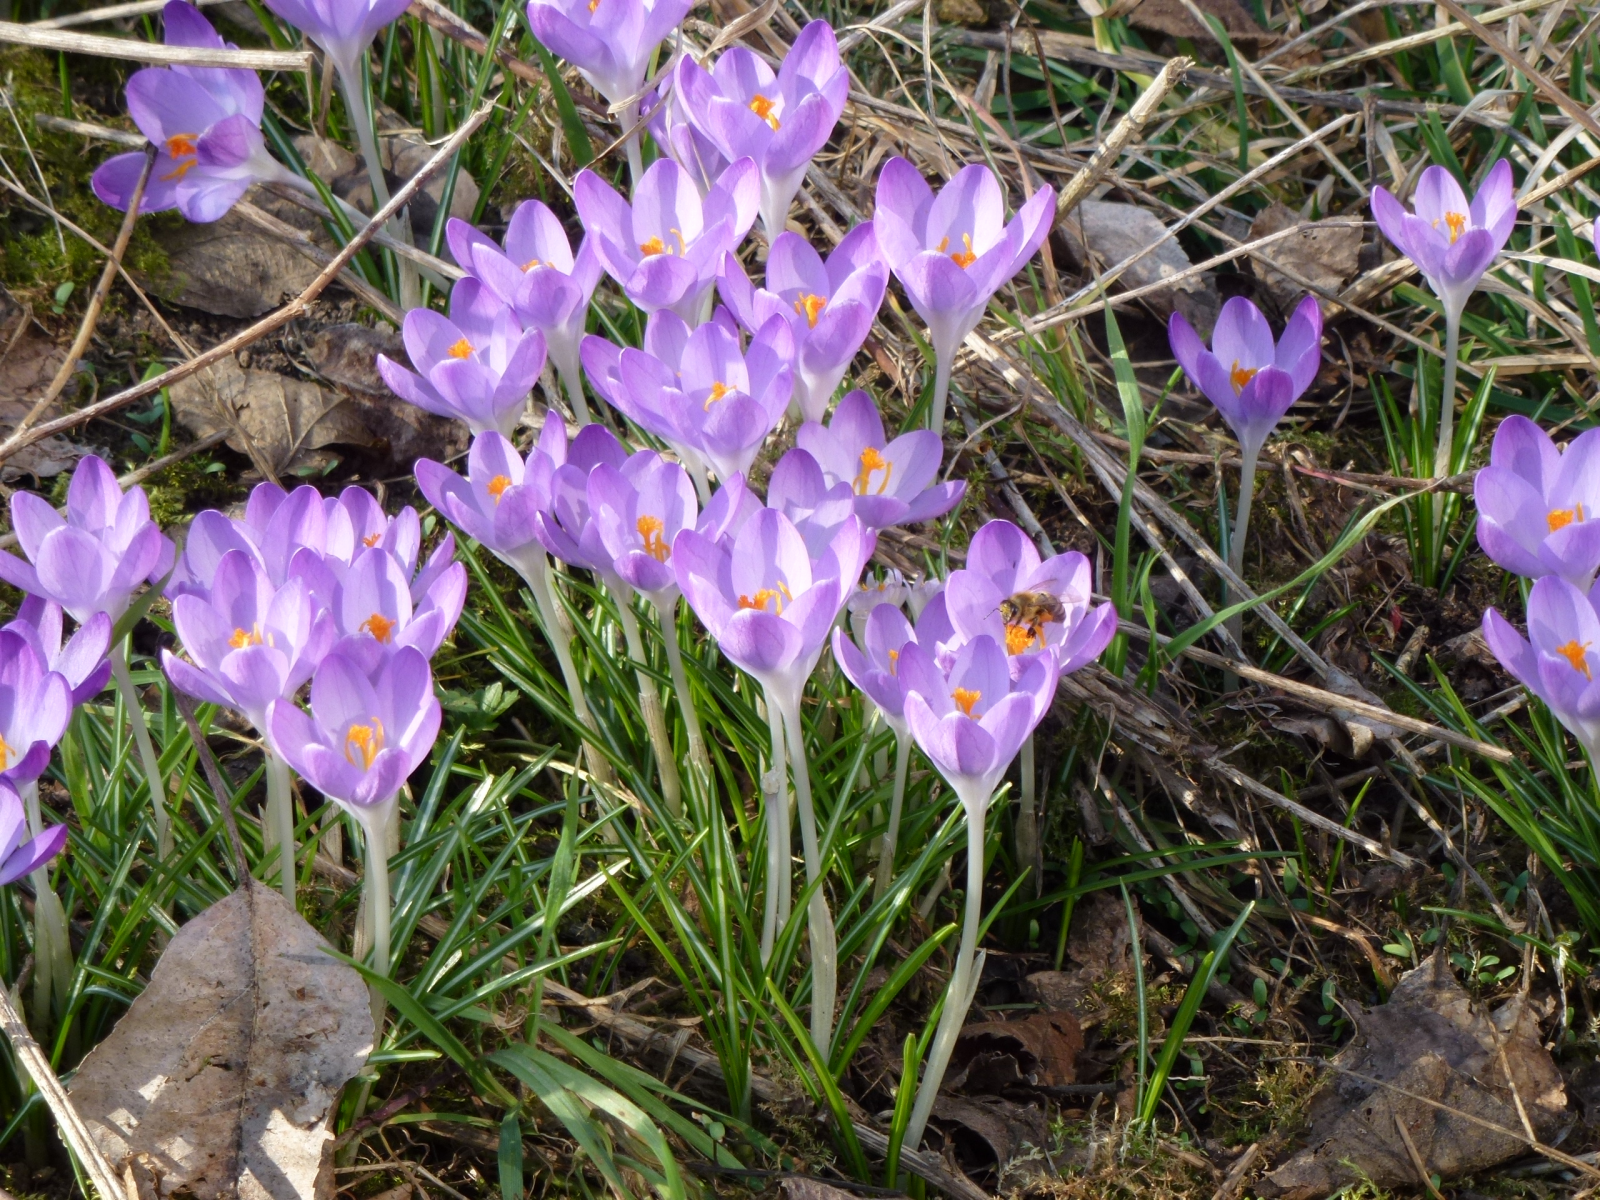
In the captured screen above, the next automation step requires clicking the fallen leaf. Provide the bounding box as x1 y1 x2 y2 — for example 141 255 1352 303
302 323 467 469
929 1094 1053 1184
780 1179 858 1200
952 1011 1083 1091
70 881 373 1200
1249 202 1363 314
1126 0 1277 53
170 356 373 480
1257 954 1568 1199
0 288 93 482
1057 200 1221 336
1023 891 1138 1027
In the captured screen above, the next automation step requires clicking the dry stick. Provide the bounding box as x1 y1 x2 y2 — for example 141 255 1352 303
0 987 123 1200
232 200 405 326
1054 55 1190 223
29 0 228 28
1434 0 1600 141
0 21 310 69
17 146 156 437
0 101 494 469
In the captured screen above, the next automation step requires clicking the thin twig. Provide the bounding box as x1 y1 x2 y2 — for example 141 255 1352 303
1054 55 1190 223
0 21 310 69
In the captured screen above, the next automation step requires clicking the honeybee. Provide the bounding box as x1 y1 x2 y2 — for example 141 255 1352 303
998 590 1066 651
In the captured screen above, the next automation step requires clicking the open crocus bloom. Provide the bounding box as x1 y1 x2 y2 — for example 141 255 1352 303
446 205 601 416
415 426 564 574
796 389 966 529
944 520 1117 674
171 482 332 597
0 455 175 624
588 452 701 606
5 599 112 705
646 79 729 196
329 547 467 672
92 1 292 222
1168 296 1322 460
1475 416 1600 588
767 449 856 556
0 780 68 888
899 633 1059 810
0 632 72 786
674 21 850 240
163 550 335 734
526 0 692 113
268 646 441 826
873 158 1054 422
1372 160 1516 325
262 0 411 77
674 507 874 713
378 280 547 438
719 225 888 421
531 426 631 572
831 601 919 738
1484 575 1600 761
575 156 759 320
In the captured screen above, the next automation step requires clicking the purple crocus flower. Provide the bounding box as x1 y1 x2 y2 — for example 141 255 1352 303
0 780 67 887
377 280 547 438
587 452 701 607
766 448 856 557
1168 296 1322 462
528 425 630 572
575 156 759 321
446 205 602 424
0 632 73 786
673 507 875 712
795 389 966 530
415 427 560 577
645 79 729 196
261 0 411 82
874 158 1054 432
1371 160 1516 330
833 601 918 738
589 313 795 486
162 550 335 734
944 520 1117 673
0 455 175 623
327 546 467 671
719 225 888 421
92 1 293 223
4 598 112 705
1475 416 1600 588
1483 575 1600 760
673 21 849 240
170 482 330 597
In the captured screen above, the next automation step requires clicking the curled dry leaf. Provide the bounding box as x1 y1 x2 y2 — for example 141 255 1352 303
69 881 374 1200
1257 954 1567 1199
1248 201 1363 314
1056 200 1221 336
952 1011 1084 1092
170 355 373 481
0 288 92 482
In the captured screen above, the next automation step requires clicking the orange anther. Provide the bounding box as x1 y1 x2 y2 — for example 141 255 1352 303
344 719 385 769
448 337 474 359
1230 360 1259 394
952 687 981 716
487 474 512 503
795 293 827 328
637 515 671 562
360 612 396 643
1558 639 1593 679
748 94 781 131
1550 504 1585 533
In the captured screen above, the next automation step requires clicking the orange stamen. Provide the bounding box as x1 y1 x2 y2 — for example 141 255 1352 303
166 133 198 158
1558 639 1593 679
1005 624 1036 656
1549 504 1585 533
748 94 780 131
0 734 13 771
952 687 981 716
704 380 732 410
950 233 977 269
1229 360 1259 394
854 446 892 495
738 588 784 613
344 719 385 770
639 236 667 256
360 612 396 643
521 257 542 272
487 474 512 504
887 647 899 674
362 533 382 547
795 293 827 328
448 337 474 360
935 236 949 254
637 515 671 562
229 624 265 650
1443 211 1467 243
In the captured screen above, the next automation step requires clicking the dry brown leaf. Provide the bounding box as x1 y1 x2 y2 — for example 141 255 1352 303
170 356 373 480
952 1011 1083 1091
1248 202 1363 314
70 881 373 1200
780 1178 858 1200
146 190 328 319
0 289 92 482
1023 891 1138 1027
1057 200 1221 336
929 1094 1053 1184
1257 955 1568 1199
1126 0 1277 52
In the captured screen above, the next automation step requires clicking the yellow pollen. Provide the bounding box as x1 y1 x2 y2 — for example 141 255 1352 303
521 257 542 272
1549 504 1585 532
950 233 977 269
748 93 780 131
360 612 396 643
487 474 512 504
1443 211 1467 243
1005 623 1038 656
1558 640 1593 679
935 236 949 253
362 533 382 547
166 133 198 158
229 623 265 649
854 446 892 495
344 719 385 770
640 236 667 256
1230 360 1259 394
704 380 733 411
738 588 784 613
588 0 597 11
887 647 899 674
637 515 671 562
952 687 981 716
795 293 827 328
0 734 12 771
448 337 473 359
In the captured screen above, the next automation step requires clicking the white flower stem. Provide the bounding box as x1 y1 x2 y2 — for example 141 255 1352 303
614 590 682 816
335 56 419 310
356 806 393 1030
1434 313 1462 481
760 697 791 964
1018 734 1040 897
514 555 614 789
873 731 912 901
904 795 988 1150
556 357 592 426
1225 444 1260 653
265 750 296 908
779 699 836 1053
656 597 710 790
23 782 70 1029
617 102 644 190
929 355 952 436
110 642 170 858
